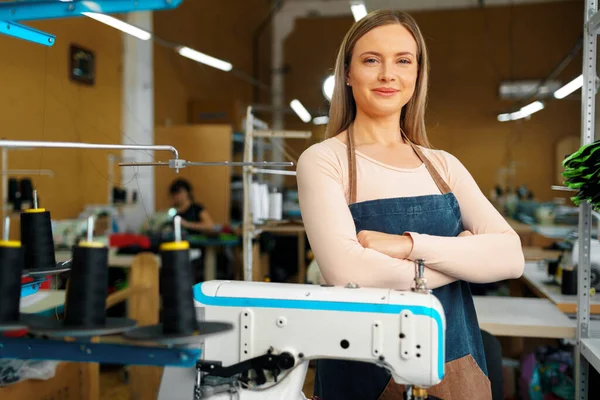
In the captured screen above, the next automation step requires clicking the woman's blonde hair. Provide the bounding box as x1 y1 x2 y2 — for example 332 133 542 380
326 10 431 148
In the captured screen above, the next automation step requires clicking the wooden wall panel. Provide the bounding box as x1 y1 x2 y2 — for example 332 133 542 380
154 125 232 225
281 1 583 202
0 18 122 219
153 0 272 127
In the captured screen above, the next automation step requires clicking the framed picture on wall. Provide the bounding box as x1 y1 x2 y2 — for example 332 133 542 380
69 44 95 86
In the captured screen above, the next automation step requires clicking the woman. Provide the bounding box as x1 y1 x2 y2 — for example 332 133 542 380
169 178 215 234
296 10 524 400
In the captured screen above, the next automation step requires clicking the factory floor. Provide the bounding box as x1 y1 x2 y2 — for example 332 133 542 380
99 365 316 399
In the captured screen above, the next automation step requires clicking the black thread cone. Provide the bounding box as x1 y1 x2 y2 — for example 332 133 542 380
0 245 24 324
20 179 33 202
64 245 109 327
160 249 198 335
21 211 56 271
7 178 18 203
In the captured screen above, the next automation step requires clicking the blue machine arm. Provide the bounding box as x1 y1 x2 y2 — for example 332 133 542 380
0 337 201 368
0 0 184 46
0 21 55 46
0 0 184 21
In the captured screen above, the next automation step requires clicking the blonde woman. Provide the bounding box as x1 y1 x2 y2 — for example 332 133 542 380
296 10 524 400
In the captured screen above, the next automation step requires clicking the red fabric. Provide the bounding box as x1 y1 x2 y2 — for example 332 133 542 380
109 233 151 249
3 329 27 338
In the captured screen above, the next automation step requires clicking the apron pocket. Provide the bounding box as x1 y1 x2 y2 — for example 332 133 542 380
377 354 491 400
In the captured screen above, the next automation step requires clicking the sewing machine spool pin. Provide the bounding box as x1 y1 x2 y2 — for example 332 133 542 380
413 259 430 294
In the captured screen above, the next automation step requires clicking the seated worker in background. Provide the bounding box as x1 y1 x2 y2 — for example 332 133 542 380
169 178 215 235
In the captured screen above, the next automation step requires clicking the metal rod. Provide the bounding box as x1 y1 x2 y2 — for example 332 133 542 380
576 2 597 398
186 161 293 167
252 168 297 176
1 169 54 177
118 161 294 168
118 161 170 167
3 216 9 242
33 190 38 209
0 140 179 160
253 130 312 139
174 216 182 242
243 106 255 282
2 147 7 225
87 216 94 243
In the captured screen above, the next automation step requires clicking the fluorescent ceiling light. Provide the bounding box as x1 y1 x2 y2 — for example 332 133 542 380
323 74 335 101
520 101 544 115
350 3 368 22
83 12 152 41
177 46 233 72
553 74 583 99
313 116 329 125
290 99 311 123
498 101 545 122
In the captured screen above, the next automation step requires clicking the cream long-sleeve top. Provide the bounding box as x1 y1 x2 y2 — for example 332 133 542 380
296 137 525 290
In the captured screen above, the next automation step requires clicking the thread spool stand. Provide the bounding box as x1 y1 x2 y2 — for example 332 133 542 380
124 216 232 345
0 216 28 332
21 190 70 277
24 217 137 337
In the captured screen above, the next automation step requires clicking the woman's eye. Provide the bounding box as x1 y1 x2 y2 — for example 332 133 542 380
364 58 377 64
398 58 411 64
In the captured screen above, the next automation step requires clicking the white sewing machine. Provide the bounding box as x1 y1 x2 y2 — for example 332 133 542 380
158 261 446 400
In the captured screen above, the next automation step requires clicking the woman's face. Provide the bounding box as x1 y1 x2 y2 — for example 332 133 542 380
171 189 190 207
347 23 419 118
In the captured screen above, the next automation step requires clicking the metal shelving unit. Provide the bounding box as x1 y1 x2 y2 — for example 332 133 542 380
241 106 311 282
577 1 600 398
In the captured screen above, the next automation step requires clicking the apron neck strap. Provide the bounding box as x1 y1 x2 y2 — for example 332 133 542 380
347 125 451 205
403 132 452 195
347 124 358 204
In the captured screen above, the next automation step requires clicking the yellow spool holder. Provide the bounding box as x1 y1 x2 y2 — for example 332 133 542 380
78 240 105 249
0 240 21 248
160 241 190 252
24 208 46 213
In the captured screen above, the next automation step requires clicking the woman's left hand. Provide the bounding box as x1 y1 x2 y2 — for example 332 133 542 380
357 230 413 260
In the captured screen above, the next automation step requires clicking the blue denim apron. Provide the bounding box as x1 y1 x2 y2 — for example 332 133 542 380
313 135 489 400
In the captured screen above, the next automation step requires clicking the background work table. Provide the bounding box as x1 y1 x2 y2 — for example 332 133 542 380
473 296 575 339
520 261 600 314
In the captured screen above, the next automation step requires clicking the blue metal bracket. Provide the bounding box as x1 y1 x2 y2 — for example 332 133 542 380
0 21 55 46
0 337 201 368
0 1 184 46
0 0 184 22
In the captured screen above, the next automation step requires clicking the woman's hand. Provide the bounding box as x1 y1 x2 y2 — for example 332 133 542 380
357 230 413 259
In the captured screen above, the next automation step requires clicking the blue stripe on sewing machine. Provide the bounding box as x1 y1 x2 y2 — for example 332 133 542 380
0 0 184 45
193 282 445 381
0 337 201 368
